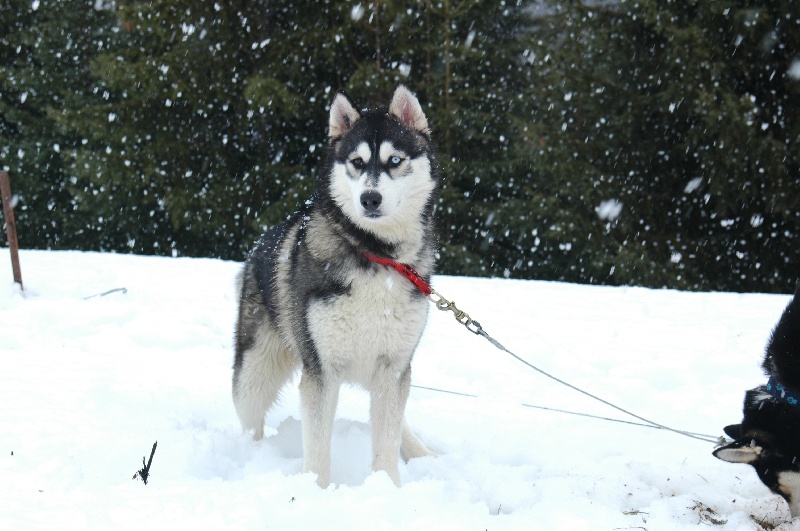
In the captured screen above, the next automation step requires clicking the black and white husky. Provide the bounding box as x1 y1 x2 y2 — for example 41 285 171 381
714 284 800 518
232 85 438 487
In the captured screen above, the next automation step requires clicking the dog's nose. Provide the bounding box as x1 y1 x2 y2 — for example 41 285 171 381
360 191 382 212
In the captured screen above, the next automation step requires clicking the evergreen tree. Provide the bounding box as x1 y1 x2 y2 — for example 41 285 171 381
3 0 798 293
521 0 800 291
413 0 540 278
56 0 297 256
0 0 117 250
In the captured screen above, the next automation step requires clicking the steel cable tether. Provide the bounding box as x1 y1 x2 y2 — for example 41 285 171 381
425 289 721 445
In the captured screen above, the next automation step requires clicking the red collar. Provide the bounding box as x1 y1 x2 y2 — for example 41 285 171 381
362 252 432 296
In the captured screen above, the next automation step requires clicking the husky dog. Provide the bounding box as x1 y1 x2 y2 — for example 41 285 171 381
714 284 800 518
232 85 438 487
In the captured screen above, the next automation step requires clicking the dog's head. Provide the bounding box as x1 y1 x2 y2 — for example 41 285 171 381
324 85 437 244
714 388 800 517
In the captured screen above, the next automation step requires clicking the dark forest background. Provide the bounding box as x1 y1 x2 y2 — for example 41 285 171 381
1 0 799 292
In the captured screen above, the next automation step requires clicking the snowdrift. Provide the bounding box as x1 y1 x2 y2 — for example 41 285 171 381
1 250 795 529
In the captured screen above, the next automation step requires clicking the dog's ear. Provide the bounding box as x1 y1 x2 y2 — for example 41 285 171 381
723 424 743 439
389 84 429 135
713 438 763 464
329 92 360 142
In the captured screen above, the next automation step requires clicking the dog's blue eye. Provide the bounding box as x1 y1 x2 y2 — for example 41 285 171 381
388 156 403 167
350 157 365 169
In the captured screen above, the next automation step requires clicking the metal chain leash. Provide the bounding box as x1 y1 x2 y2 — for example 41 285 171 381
427 290 483 334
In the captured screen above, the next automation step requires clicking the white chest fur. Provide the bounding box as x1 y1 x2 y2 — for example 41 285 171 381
306 266 428 386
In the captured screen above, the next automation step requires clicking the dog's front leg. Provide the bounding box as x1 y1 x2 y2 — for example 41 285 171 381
299 369 339 488
370 365 412 486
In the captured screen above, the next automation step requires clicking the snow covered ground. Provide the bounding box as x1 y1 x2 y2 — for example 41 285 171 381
1 249 797 530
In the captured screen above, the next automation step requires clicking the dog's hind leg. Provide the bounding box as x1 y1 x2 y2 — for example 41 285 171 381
400 419 436 461
232 321 298 440
299 369 340 488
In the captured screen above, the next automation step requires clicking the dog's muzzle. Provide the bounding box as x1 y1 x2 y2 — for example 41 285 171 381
360 191 382 217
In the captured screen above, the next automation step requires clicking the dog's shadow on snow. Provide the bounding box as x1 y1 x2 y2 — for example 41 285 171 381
262 417 374 487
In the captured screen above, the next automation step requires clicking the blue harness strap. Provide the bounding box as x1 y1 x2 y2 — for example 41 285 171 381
766 377 800 407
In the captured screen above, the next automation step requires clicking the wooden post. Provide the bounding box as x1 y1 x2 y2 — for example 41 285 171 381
0 171 23 289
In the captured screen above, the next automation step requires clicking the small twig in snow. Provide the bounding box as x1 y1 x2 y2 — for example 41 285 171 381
688 501 726 526
134 441 157 485
749 513 778 530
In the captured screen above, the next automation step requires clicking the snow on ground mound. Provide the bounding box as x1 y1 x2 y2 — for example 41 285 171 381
0 250 796 529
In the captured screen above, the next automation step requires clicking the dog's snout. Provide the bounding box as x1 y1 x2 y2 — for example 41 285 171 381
360 191 382 212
